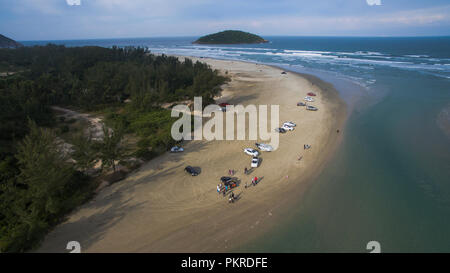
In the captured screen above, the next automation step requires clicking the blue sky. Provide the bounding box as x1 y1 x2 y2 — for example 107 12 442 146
1 0 450 41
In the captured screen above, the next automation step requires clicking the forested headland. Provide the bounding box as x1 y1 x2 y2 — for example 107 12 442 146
194 30 268 44
0 34 23 49
0 45 227 252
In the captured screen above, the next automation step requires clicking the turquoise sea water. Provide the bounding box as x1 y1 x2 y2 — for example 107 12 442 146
23 36 450 252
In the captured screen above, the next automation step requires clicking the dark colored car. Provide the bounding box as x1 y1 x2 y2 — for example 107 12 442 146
275 127 286 133
221 176 235 183
220 176 238 188
220 176 237 189
185 166 199 176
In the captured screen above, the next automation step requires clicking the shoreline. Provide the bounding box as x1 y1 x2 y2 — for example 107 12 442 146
37 57 348 252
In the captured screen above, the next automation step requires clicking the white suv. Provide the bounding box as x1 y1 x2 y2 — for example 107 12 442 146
283 122 296 127
251 156 260 168
244 148 260 157
255 143 274 152
282 124 294 131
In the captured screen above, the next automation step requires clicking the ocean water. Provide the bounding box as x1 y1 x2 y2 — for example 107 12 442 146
22 36 450 252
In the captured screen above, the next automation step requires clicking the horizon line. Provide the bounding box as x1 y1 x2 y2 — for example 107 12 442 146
18 34 450 43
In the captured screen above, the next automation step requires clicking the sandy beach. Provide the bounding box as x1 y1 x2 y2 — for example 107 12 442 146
37 57 346 253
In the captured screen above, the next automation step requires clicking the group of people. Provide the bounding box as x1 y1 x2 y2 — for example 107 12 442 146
217 182 238 203
217 182 229 197
227 167 251 176
216 167 261 204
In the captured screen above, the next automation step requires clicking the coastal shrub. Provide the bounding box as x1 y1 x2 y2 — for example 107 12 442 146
59 124 69 133
0 121 93 252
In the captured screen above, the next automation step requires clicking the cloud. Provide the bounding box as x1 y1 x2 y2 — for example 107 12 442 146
366 0 382 6
9 0 63 15
189 4 450 36
66 0 81 6
2 0 450 40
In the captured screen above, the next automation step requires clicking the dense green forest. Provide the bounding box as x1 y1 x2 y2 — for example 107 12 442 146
194 30 268 44
0 45 227 252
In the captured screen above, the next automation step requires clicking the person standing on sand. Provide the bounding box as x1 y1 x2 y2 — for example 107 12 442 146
252 177 258 186
244 167 248 175
230 192 235 203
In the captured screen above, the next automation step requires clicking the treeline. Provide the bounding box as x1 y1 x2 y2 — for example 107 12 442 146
0 44 225 108
0 45 227 252
0 120 93 252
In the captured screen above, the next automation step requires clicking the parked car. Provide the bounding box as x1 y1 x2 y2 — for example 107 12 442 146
219 102 231 112
306 105 318 111
255 143 274 152
307 92 317 96
297 102 306 106
244 148 260 157
170 146 184 153
304 96 315 102
275 127 286 133
251 156 260 168
220 176 238 189
184 166 199 176
282 124 295 131
283 121 296 127
221 176 237 183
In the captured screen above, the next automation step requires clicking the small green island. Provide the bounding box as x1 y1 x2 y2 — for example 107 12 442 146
193 30 268 45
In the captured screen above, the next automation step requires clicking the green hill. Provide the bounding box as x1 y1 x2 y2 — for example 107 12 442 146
194 30 268 45
0 34 23 48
